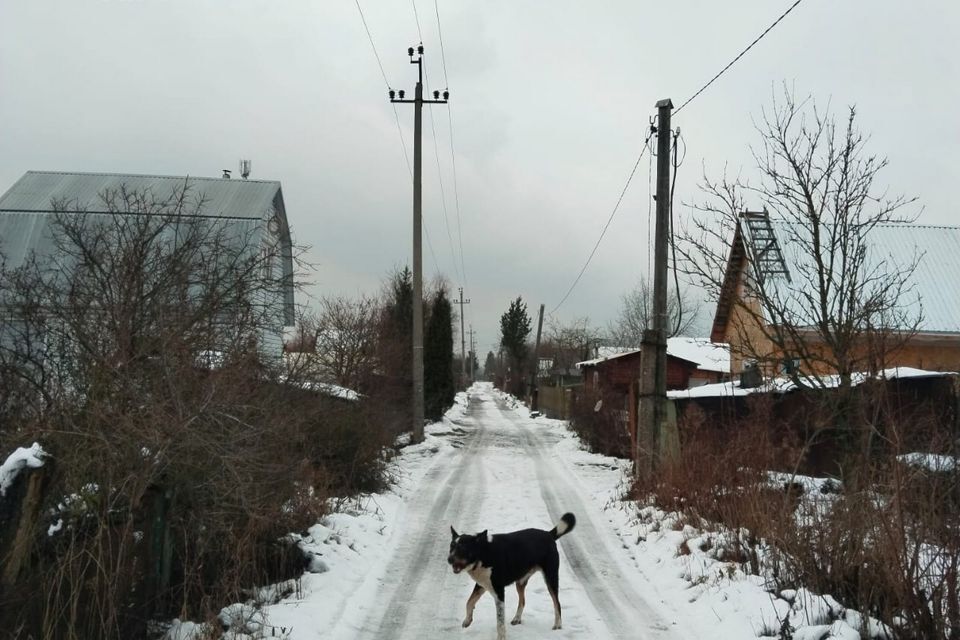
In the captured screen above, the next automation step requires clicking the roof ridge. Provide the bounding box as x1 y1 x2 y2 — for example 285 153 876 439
24 170 280 185
766 219 959 231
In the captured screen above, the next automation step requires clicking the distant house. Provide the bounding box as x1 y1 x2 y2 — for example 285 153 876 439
0 170 295 358
577 337 730 401
711 210 960 378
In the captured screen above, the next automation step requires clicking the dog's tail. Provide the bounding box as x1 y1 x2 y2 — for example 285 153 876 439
550 513 576 540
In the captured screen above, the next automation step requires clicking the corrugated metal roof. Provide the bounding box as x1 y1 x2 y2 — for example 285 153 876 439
0 171 281 220
0 210 264 272
744 219 960 334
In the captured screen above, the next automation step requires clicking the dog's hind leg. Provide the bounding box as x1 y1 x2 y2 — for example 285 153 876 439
494 584 507 640
510 578 528 625
462 583 485 628
544 564 562 630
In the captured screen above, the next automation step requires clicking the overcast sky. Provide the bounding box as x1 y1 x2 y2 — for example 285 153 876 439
2 0 957 355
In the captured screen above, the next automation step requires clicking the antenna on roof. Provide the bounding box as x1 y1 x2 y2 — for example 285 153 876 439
239 159 252 180
222 169 232 179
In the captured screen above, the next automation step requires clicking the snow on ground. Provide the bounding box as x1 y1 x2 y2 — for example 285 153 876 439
170 383 899 639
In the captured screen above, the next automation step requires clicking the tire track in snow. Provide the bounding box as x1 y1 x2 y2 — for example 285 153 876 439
358 393 489 639
495 397 685 640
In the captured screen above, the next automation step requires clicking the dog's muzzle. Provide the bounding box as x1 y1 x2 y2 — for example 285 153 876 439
448 555 467 574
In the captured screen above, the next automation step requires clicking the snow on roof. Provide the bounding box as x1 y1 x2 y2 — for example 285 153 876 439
1 442 47 497
667 367 956 400
575 348 639 369
666 337 730 373
575 338 730 373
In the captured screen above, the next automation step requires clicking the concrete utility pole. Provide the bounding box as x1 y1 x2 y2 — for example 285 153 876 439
529 303 545 412
454 287 471 387
639 98 673 476
390 45 449 443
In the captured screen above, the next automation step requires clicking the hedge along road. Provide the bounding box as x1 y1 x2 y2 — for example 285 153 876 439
335 384 693 640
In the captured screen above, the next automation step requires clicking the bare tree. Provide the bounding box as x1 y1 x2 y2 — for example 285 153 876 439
290 294 380 392
542 316 604 377
678 87 921 391
605 278 702 347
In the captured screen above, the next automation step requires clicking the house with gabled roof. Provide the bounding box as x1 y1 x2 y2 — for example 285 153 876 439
0 170 296 358
712 210 960 378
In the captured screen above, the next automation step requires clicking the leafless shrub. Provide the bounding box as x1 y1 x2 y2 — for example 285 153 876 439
569 390 632 458
638 389 960 639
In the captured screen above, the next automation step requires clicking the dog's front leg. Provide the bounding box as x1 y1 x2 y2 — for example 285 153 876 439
493 584 506 640
462 583 485 628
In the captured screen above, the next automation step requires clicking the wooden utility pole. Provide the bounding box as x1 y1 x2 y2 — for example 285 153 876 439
454 287 471 387
529 303 545 412
639 98 673 475
389 45 449 442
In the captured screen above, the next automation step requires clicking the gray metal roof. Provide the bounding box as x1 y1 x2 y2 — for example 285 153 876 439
0 171 295 325
744 219 960 334
0 170 282 220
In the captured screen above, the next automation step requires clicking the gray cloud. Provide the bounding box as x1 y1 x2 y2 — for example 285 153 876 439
2 0 957 356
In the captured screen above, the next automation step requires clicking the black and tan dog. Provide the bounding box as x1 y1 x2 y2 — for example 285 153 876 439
448 513 576 639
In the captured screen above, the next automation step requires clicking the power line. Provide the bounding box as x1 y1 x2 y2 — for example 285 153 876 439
354 0 441 277
410 0 424 42
446 107 468 290
408 1 462 286
432 0 468 290
424 61 462 285
549 131 655 316
354 0 391 90
673 0 806 116
433 0 450 88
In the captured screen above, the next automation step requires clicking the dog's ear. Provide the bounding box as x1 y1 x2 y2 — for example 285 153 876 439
450 526 459 539
478 530 488 542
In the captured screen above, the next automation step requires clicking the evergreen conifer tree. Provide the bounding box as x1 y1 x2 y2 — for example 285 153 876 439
424 286 455 420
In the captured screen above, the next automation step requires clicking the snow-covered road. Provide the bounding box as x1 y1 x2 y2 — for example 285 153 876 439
321 386 691 640
180 383 899 640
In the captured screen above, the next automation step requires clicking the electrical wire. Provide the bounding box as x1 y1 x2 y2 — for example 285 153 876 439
668 129 684 336
433 0 468 291
354 0 441 277
673 0 806 116
446 106 468 290
410 0 424 43
549 131 655 316
355 0 391 90
433 0 450 87
646 133 654 278
424 61 463 285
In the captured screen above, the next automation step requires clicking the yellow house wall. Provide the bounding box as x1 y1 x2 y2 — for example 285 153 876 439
721 265 960 376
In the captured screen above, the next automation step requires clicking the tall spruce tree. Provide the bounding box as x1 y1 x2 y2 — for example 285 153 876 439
376 267 415 434
424 286 455 420
483 351 497 380
500 297 532 395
